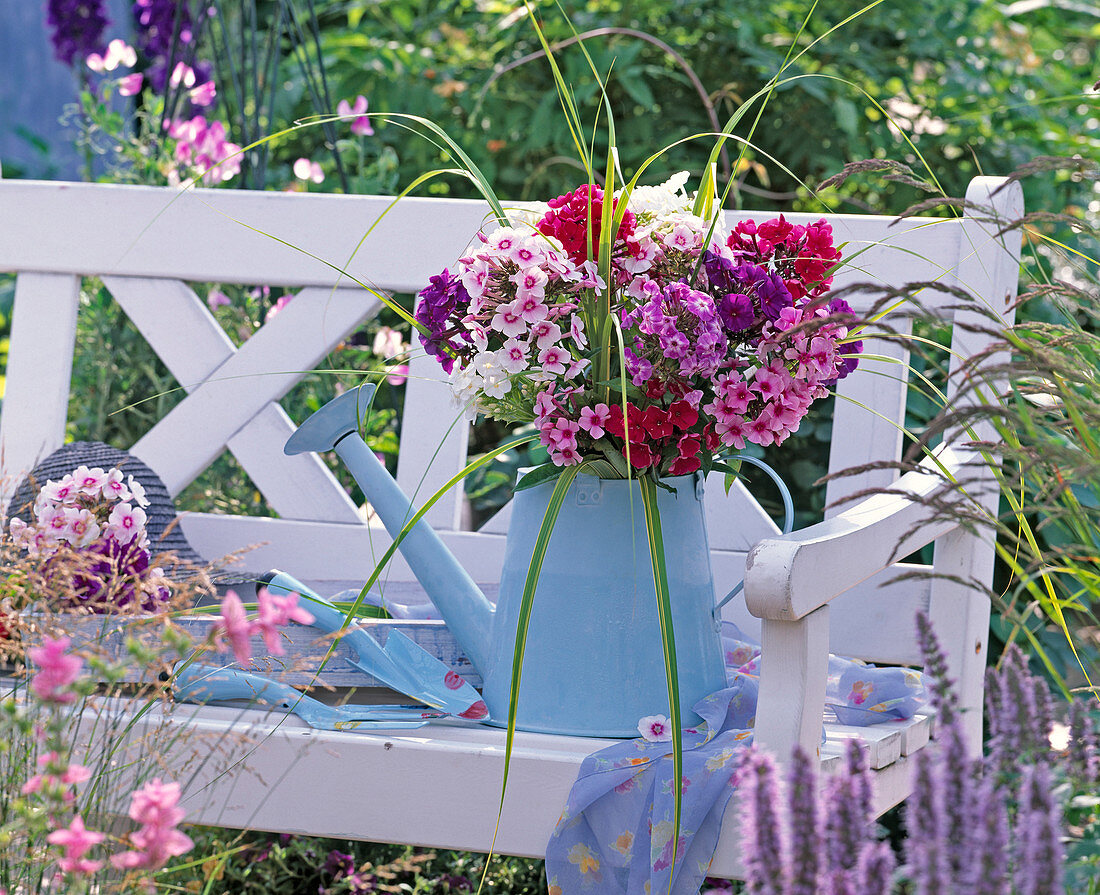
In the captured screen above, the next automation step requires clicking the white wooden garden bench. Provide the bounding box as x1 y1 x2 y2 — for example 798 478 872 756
0 175 1022 877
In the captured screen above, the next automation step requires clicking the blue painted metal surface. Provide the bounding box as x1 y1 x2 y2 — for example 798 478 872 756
286 385 729 737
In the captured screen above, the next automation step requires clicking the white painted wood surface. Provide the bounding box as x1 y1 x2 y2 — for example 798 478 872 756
0 176 1023 875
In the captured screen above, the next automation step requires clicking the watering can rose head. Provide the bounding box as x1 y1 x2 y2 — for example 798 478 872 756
415 173 861 478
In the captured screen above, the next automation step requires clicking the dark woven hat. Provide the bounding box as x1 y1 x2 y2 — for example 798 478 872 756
5 441 208 579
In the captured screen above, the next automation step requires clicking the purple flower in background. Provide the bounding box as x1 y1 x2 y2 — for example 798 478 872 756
132 0 193 59
47 0 110 66
415 269 473 373
1067 699 1100 786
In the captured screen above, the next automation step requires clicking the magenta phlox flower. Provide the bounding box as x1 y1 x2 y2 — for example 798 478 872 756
578 404 611 439
29 636 84 704
212 590 253 665
48 815 105 874
337 95 374 136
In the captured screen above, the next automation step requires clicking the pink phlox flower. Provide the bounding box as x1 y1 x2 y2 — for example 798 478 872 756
714 415 748 450
71 465 108 497
63 507 101 547
8 517 31 549
490 301 528 338
127 475 150 509
48 815 104 874
750 367 785 402
513 294 549 325
578 403 611 439
638 714 673 742
265 294 295 322
86 38 136 73
511 266 548 302
117 72 143 96
101 467 131 502
503 238 542 268
107 502 146 546
293 157 324 184
39 475 77 506
499 339 529 374
569 314 587 349
529 320 562 351
61 762 92 785
550 443 582 466
574 260 606 290
337 95 374 136
29 636 84 704
536 345 571 377
212 590 254 665
745 409 779 447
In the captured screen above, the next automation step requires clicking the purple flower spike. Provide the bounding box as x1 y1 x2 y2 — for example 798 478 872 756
785 747 821 895
915 612 958 724
739 747 786 895
855 841 895 895
906 750 949 895
1015 763 1065 895
967 777 1010 895
47 0 110 66
825 740 874 877
1067 699 1100 786
939 721 975 887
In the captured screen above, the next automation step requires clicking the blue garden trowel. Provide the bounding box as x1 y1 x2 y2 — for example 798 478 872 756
174 663 439 730
259 570 488 720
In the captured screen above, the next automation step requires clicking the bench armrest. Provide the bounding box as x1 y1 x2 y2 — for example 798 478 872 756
744 443 993 622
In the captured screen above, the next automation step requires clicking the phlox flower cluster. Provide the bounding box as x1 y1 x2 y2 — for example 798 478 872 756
416 173 861 477
7 465 170 612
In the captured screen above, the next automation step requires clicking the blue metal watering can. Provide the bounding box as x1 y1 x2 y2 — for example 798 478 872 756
285 385 728 737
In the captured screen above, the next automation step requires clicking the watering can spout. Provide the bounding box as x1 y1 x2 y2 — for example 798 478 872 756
285 385 494 674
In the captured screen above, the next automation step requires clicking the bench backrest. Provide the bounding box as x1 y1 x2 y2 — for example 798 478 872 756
0 177 1023 702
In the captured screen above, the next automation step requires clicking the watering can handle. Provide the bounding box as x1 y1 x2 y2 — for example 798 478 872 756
713 455 795 613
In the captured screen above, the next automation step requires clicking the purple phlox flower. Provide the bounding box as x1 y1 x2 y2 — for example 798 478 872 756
1015 762 1064 895
718 292 755 333
826 297 862 380
966 776 1010 895
785 747 822 895
739 747 786 895
415 269 473 373
47 0 110 66
905 749 949 895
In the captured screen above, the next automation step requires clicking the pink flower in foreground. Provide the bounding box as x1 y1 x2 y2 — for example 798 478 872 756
212 590 253 665
638 714 673 742
253 588 315 656
188 80 217 107
264 294 294 322
47 815 104 874
28 636 84 704
337 95 374 136
111 778 193 871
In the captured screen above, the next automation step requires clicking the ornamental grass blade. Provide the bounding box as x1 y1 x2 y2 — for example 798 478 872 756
639 475 683 895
